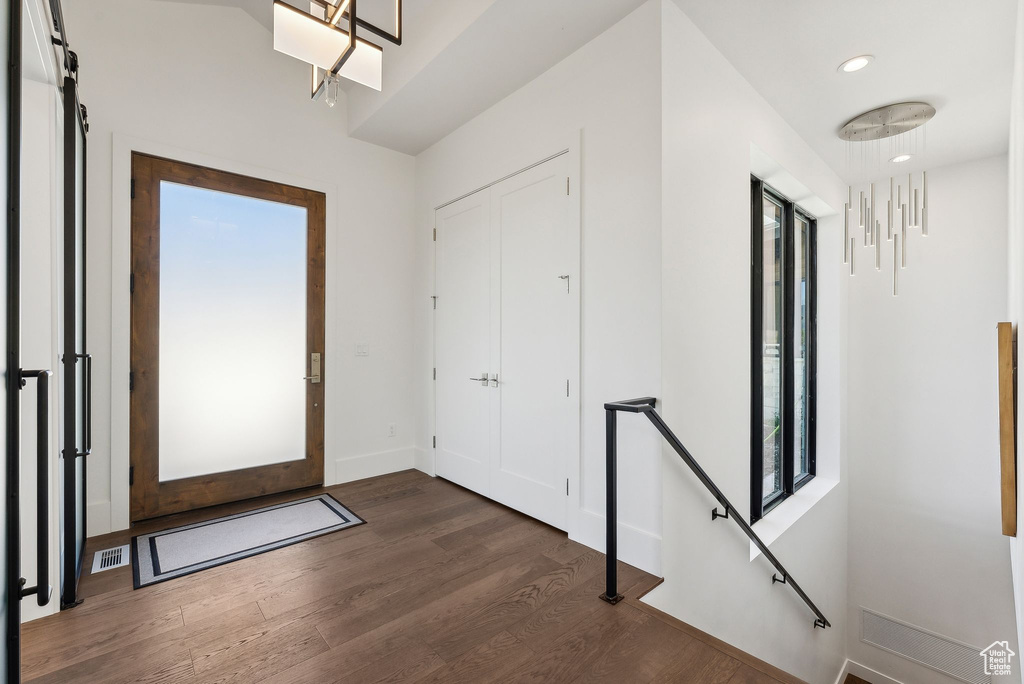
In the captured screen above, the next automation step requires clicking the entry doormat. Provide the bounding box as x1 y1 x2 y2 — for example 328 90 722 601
131 494 364 589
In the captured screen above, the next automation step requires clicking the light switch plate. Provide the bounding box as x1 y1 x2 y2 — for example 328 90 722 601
355 343 369 357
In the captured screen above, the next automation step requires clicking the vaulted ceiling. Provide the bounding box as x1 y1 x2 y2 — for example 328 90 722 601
163 0 648 155
162 0 1017 176
670 0 1019 183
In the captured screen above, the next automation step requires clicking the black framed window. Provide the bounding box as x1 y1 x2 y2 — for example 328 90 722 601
750 177 816 523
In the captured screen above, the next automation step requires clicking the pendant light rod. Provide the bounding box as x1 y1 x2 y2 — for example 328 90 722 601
845 171 931 296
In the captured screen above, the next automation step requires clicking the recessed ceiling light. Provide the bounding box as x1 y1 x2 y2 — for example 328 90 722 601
890 154 912 163
838 55 873 73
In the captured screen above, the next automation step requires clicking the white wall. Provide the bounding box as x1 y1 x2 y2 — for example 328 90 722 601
847 155 1018 684
63 0 417 534
643 3 849 682
1011 0 1024 663
413 0 664 573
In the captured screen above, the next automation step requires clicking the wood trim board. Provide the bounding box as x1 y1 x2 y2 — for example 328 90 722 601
997 321 1016 537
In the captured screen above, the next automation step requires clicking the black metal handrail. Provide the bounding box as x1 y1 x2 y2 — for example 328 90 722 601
602 397 830 629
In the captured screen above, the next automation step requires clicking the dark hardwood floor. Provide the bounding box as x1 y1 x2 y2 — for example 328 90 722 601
22 470 803 683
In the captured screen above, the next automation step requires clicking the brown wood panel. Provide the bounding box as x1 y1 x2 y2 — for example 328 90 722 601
23 471 802 684
998 322 1017 536
129 152 326 521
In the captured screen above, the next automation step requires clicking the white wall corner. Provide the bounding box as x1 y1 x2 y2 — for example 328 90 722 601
413 447 435 476
573 508 662 577
834 660 905 684
86 500 112 538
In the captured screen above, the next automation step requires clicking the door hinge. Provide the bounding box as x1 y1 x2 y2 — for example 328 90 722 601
566 379 569 397
432 436 436 449
129 466 134 486
129 273 134 294
431 295 437 309
130 178 135 199
433 367 436 380
129 371 134 391
566 478 569 495
433 228 437 241
566 177 570 195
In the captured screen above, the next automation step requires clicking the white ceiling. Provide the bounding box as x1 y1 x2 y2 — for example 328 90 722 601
345 0 649 153
671 0 1019 184
162 0 273 29
161 0 647 155
158 0 1018 170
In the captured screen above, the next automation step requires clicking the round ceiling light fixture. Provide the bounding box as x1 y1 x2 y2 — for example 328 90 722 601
838 55 873 73
889 154 912 163
838 102 935 141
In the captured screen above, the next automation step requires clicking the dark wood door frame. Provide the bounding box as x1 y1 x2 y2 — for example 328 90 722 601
129 153 326 521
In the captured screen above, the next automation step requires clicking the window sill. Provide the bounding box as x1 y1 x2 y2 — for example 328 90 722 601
748 476 838 561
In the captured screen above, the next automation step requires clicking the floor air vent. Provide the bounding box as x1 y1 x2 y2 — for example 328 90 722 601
91 545 130 573
861 608 990 684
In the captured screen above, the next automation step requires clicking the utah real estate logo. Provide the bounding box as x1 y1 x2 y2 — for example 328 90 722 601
980 641 1015 677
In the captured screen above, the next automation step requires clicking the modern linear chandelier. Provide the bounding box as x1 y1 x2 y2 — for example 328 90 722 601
273 0 402 104
839 102 936 296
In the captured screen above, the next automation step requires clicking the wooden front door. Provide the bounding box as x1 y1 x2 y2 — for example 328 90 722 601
129 153 326 521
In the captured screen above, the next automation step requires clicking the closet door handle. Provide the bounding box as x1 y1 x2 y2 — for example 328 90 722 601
75 353 92 456
20 369 52 607
469 373 489 386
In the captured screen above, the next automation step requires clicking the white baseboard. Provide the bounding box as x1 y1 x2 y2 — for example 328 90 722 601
573 508 661 576
332 447 416 485
833 659 904 684
87 500 112 537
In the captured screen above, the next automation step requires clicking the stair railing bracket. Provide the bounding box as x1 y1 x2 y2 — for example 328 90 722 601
599 593 625 605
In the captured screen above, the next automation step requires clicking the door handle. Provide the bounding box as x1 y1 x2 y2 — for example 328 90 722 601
20 369 52 607
75 353 92 456
469 373 489 386
302 353 321 384
490 375 499 387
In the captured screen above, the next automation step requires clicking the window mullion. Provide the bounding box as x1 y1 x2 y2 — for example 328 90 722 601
782 200 796 496
807 217 817 479
749 177 765 522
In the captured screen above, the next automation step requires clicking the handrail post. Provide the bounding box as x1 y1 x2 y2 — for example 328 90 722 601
601 407 624 604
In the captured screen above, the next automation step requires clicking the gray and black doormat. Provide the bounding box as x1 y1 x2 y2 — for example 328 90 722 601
131 493 364 588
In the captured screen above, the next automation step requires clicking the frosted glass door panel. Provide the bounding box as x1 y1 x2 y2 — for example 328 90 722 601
158 181 307 482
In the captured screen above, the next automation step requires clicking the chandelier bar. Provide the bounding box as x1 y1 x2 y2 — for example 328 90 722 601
274 0 403 99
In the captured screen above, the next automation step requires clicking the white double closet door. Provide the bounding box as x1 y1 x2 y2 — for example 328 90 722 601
435 154 573 531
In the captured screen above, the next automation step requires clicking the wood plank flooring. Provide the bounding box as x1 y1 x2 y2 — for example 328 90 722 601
22 470 804 684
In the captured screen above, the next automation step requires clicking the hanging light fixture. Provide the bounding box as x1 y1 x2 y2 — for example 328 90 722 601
838 101 935 296
273 0 402 98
